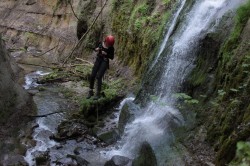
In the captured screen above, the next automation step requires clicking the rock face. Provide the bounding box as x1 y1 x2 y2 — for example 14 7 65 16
0 0 79 62
185 2 250 165
0 37 35 164
0 37 33 125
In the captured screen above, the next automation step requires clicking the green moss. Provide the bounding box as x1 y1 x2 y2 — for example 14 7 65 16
189 67 206 86
39 65 92 83
80 78 124 119
236 0 250 26
230 141 250 166
162 0 171 5
111 0 176 76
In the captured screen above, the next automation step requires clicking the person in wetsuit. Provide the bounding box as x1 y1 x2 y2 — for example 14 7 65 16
87 35 115 100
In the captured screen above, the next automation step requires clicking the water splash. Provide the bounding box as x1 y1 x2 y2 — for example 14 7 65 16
23 70 50 89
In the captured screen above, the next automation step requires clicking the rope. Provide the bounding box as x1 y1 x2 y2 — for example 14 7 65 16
100 0 104 41
69 0 80 21
62 0 108 65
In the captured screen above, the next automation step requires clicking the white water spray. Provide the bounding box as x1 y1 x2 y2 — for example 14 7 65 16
23 71 50 89
150 0 186 70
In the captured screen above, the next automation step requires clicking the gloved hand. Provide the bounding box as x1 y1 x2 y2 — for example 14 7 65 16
101 51 107 56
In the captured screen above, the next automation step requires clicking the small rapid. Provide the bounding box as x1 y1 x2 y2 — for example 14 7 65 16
23 71 50 90
23 71 66 165
23 69 136 165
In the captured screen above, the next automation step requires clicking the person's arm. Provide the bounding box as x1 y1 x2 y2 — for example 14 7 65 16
106 47 114 60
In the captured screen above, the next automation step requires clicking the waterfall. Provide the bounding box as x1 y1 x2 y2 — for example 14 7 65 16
150 0 186 70
106 0 246 164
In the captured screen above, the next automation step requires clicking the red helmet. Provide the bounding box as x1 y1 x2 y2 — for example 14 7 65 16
105 35 115 46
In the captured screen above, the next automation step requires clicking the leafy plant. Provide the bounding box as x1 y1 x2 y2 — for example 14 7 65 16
218 89 226 97
174 93 199 109
162 0 171 5
230 141 250 166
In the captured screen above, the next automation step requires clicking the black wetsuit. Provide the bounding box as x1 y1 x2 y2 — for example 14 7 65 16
89 44 114 94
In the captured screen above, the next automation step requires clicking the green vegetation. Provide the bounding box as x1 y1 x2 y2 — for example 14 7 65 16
80 78 125 121
174 93 199 105
173 93 199 111
39 65 92 83
162 0 171 5
230 142 250 166
112 0 176 76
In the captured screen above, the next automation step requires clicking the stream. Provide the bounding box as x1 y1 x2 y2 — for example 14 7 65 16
21 69 133 165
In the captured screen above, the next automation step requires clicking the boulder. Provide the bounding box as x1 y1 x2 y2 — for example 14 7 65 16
132 141 157 166
97 129 120 144
118 100 140 135
104 155 132 166
0 36 35 162
33 150 50 165
67 154 89 166
51 120 88 141
1 154 28 166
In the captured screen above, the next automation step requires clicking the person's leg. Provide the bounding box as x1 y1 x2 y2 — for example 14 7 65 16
94 61 108 99
87 58 101 99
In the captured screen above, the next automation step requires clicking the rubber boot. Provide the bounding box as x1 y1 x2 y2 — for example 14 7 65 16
86 89 94 99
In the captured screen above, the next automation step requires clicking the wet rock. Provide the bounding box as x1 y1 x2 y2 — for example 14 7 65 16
53 157 77 166
104 155 132 166
33 150 50 165
52 120 88 141
74 146 83 155
55 145 63 149
132 141 157 166
97 129 120 144
21 137 36 149
67 154 89 166
37 130 53 139
118 100 140 135
110 114 116 119
1 154 28 166
27 89 40 95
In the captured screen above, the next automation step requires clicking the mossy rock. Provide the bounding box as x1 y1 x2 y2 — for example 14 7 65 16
118 100 140 135
104 155 132 166
97 129 120 144
132 141 157 166
80 94 123 121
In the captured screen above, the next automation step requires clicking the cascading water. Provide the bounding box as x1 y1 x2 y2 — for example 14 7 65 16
105 0 246 164
150 0 186 70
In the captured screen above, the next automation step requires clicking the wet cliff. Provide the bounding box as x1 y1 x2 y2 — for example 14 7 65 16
185 1 250 165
